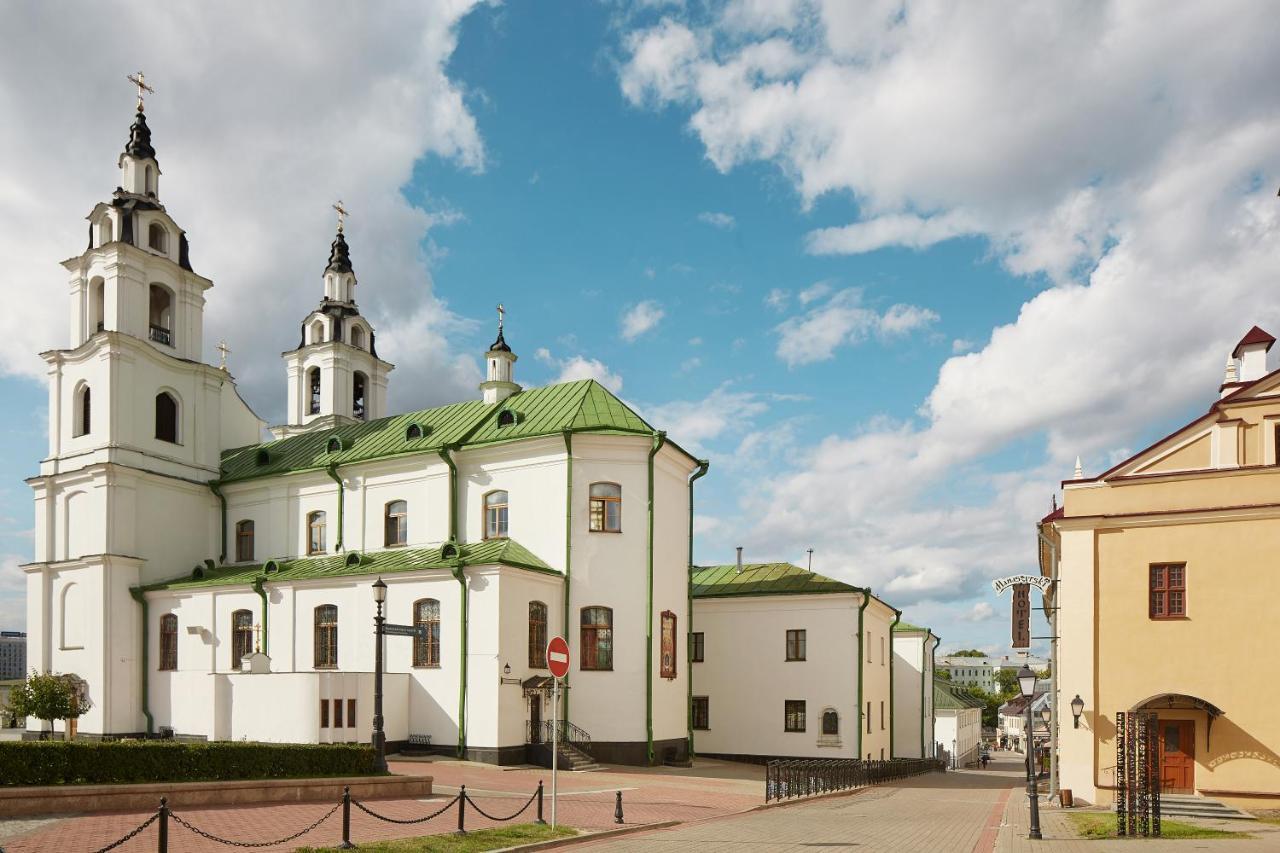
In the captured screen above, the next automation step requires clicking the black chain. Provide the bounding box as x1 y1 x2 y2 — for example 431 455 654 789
352 794 460 825
167 803 339 848
91 812 160 853
462 790 537 822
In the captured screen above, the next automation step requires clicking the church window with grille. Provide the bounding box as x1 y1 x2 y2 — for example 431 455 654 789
231 609 254 666
413 599 440 667
529 601 548 668
580 606 613 671
159 614 178 671
314 605 338 668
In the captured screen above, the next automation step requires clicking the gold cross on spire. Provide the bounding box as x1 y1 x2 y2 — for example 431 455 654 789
216 339 231 371
333 200 349 233
126 71 154 112
497 303 505 335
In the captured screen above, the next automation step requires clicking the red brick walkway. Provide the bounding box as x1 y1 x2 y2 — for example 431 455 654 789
0 758 764 852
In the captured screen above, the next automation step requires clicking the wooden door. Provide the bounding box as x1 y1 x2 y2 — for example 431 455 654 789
529 696 542 743
1159 720 1195 793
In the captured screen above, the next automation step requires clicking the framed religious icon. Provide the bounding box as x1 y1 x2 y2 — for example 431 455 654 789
660 610 677 679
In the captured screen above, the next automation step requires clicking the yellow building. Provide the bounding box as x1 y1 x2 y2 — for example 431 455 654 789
1042 325 1280 810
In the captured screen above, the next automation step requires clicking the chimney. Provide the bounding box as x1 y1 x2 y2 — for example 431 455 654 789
735 546 743 574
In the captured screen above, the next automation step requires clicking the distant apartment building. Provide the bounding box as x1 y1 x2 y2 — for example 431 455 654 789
0 631 26 680
938 655 996 693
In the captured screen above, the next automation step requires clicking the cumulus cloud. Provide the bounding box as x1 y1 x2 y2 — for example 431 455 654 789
555 355 624 393
961 601 996 623
764 288 790 311
774 289 939 366
698 211 737 229
0 2 488 425
620 300 666 341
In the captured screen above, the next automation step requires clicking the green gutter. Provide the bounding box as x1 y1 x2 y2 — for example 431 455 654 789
561 432 573 725
888 608 901 757
645 431 666 765
856 588 870 760
209 480 227 564
251 576 269 654
324 463 344 552
438 446 459 540
128 588 154 735
437 444 466 758
686 459 709 758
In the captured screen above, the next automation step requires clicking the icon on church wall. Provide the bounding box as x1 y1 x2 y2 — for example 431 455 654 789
660 610 677 679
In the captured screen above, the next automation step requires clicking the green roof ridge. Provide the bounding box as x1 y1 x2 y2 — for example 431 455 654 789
691 562 863 598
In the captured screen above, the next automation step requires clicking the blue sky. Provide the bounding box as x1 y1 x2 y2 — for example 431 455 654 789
3 1 1278 657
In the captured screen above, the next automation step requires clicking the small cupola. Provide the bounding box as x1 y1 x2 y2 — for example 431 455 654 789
323 204 357 304
1231 325 1276 384
480 303 520 405
118 73 161 197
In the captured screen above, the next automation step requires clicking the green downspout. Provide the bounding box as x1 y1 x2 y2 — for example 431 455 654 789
128 588 154 735
920 630 932 758
325 463 344 552
561 432 573 724
645 431 666 765
856 588 871 760
930 634 941 758
686 460 709 758
888 608 901 758
438 445 466 758
209 481 227 564
251 577 269 655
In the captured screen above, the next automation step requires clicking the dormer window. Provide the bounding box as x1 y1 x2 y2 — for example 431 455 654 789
406 423 425 441
497 410 517 427
256 448 271 466
326 436 344 454
148 222 168 253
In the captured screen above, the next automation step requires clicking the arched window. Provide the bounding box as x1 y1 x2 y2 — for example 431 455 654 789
98 217 113 246
353 371 367 421
413 599 441 667
73 384 91 437
589 483 622 533
822 709 839 736
308 367 321 415
580 606 613 671
148 222 167 253
232 609 254 666
497 409 517 427
529 601 548 668
148 284 173 345
155 391 179 443
314 605 338 668
60 582 83 650
483 490 509 539
144 164 156 195
311 320 325 345
235 520 254 562
384 500 407 547
307 510 327 554
159 613 178 671
90 277 106 334
351 326 365 350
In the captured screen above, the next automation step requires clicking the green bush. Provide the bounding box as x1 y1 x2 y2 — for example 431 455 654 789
0 740 377 786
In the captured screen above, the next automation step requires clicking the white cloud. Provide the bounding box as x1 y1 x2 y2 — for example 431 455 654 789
679 356 702 373
534 347 554 364
764 288 790 311
951 338 975 355
0 2 488 424
961 601 996 623
644 383 772 453
556 356 624 393
697 211 737 229
797 281 831 305
774 289 939 366
688 336 703 346
620 300 666 341
806 210 980 256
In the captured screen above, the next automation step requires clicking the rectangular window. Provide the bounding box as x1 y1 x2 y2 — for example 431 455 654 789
880 700 885 730
866 631 871 662
319 698 329 729
333 698 344 728
691 632 704 663
588 483 622 532
880 636 885 665
866 701 872 733
159 615 178 671
347 699 357 728
692 696 709 730
581 606 614 671
1149 563 1187 619
784 700 806 732
785 629 806 661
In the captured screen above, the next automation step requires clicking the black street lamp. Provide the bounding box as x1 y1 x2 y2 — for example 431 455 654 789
372 577 388 773
1018 665 1042 840
1070 694 1085 729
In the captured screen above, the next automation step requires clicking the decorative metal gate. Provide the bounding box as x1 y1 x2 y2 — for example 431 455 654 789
1115 711 1161 837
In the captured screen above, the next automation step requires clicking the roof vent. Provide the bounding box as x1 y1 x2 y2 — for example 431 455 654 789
441 542 460 560
256 449 271 466
345 551 364 568
497 409 518 427
191 565 205 579
735 546 743 574
406 423 424 441
326 435 345 454
263 559 281 574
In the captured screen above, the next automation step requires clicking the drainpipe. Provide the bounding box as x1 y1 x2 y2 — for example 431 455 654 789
251 576 269 655
889 608 901 757
931 634 942 757
325 463 344 552
561 432 573 724
645 431 666 765
437 446 459 542
128 588 154 735
1037 523 1061 801
208 480 227 564
686 459 709 758
921 630 932 758
437 445 466 758
856 588 871 760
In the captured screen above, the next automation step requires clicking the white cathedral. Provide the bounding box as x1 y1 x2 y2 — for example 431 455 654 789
22 94 925 768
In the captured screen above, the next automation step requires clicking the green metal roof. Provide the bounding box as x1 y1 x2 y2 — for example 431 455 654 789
934 679 986 710
893 621 928 633
690 563 864 598
139 538 557 593
219 380 655 484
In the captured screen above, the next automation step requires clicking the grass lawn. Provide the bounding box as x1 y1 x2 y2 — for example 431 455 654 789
1067 812 1253 840
295 823 577 852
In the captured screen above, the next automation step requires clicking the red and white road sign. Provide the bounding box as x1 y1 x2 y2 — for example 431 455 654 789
547 635 570 679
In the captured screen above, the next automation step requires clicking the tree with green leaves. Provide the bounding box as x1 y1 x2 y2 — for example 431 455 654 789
3 671 92 739
950 649 987 657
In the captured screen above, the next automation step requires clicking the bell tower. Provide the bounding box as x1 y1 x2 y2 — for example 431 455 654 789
276 205 394 437
480 304 520 405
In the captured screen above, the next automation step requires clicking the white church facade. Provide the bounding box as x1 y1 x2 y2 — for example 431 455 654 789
21 95 933 767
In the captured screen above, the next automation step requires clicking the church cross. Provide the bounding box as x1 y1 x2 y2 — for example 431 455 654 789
127 71 154 112
252 623 263 654
497 303 505 335
333 200 349 233
216 340 230 371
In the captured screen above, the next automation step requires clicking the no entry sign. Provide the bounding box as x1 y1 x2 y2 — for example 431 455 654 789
547 636 570 679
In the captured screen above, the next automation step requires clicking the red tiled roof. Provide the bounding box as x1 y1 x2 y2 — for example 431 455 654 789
1232 325 1276 358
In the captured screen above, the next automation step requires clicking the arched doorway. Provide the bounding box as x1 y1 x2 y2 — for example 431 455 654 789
1130 694 1223 794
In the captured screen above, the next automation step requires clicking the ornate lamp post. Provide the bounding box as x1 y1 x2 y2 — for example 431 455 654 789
372 577 388 773
1018 665 1042 840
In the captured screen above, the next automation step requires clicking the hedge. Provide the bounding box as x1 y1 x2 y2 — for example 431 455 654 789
0 741 378 786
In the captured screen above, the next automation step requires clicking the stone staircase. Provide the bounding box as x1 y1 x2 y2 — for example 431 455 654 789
553 740 603 772
1116 793 1256 821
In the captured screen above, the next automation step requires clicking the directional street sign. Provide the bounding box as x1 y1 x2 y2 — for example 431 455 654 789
547 635 570 679
383 623 426 640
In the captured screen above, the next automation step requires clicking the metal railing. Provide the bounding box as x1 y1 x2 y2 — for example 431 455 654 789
526 719 593 756
765 757 944 802
148 325 172 346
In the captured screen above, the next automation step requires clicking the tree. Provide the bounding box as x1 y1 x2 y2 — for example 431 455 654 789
936 668 952 681
996 668 1020 698
950 649 987 657
3 671 92 739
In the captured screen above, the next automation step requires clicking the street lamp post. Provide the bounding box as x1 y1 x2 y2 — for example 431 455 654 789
372 577 388 773
1018 665 1042 840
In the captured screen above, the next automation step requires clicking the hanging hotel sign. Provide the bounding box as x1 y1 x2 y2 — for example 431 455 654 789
991 574 1052 594
1011 584 1031 649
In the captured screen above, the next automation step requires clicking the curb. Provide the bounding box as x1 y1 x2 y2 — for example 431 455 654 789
491 820 681 851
